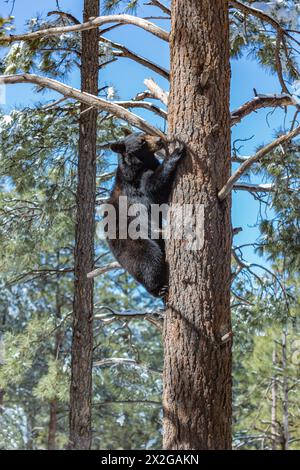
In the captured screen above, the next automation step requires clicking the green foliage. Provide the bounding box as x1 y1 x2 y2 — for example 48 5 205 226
103 0 139 13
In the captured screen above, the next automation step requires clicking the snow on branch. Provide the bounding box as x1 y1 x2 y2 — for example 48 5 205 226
46 11 170 79
218 124 300 200
230 0 300 46
0 14 169 44
233 182 274 193
231 94 295 125
144 78 169 106
0 74 165 138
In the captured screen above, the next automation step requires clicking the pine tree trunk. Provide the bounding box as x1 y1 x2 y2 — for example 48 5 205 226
48 400 58 450
271 343 278 450
69 0 99 450
281 328 289 450
48 268 63 450
163 0 232 450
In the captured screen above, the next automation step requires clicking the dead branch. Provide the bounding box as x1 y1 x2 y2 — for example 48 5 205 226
115 100 167 119
144 78 169 106
93 357 162 374
87 261 121 278
231 94 295 125
233 182 274 193
219 125 300 200
145 0 171 16
100 36 169 79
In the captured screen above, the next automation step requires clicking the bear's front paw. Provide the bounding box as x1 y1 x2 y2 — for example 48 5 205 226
170 142 186 161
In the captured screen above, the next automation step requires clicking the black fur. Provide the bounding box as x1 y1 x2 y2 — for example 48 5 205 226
107 132 185 298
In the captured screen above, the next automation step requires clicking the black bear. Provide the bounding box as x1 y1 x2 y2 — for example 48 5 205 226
105 132 185 298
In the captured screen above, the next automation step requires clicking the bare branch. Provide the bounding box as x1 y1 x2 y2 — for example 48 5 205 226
115 100 167 119
144 78 169 106
93 357 162 375
0 74 165 138
145 0 171 15
133 90 156 101
219 125 300 200
87 262 121 278
231 94 295 125
100 36 169 79
233 182 274 193
47 10 80 25
93 399 161 406
0 14 169 44
94 306 164 330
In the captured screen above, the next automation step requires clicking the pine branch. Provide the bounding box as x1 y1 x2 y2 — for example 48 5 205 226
218 125 300 200
0 14 169 44
0 74 165 137
230 0 300 46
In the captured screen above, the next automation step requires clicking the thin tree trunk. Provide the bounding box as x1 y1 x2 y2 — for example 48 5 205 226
282 327 289 450
69 0 99 450
48 263 64 450
163 0 232 450
48 400 58 450
271 343 278 450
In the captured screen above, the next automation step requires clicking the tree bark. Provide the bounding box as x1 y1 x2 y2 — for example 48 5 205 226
48 400 58 450
271 343 278 450
48 264 64 450
163 0 232 450
69 0 99 450
281 327 289 450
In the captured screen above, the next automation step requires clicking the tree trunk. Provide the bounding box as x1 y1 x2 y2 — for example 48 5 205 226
69 0 99 450
163 0 232 450
48 400 58 450
281 327 289 450
271 343 278 450
48 266 63 450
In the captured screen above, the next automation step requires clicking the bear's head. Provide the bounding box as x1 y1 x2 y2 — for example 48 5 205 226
111 132 164 172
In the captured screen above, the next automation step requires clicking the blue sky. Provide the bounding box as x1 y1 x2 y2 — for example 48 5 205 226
0 0 294 266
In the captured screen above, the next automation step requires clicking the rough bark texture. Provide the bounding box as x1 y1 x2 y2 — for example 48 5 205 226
69 0 99 450
163 0 232 450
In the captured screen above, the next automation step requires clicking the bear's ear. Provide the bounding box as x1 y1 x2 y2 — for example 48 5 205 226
110 140 126 154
